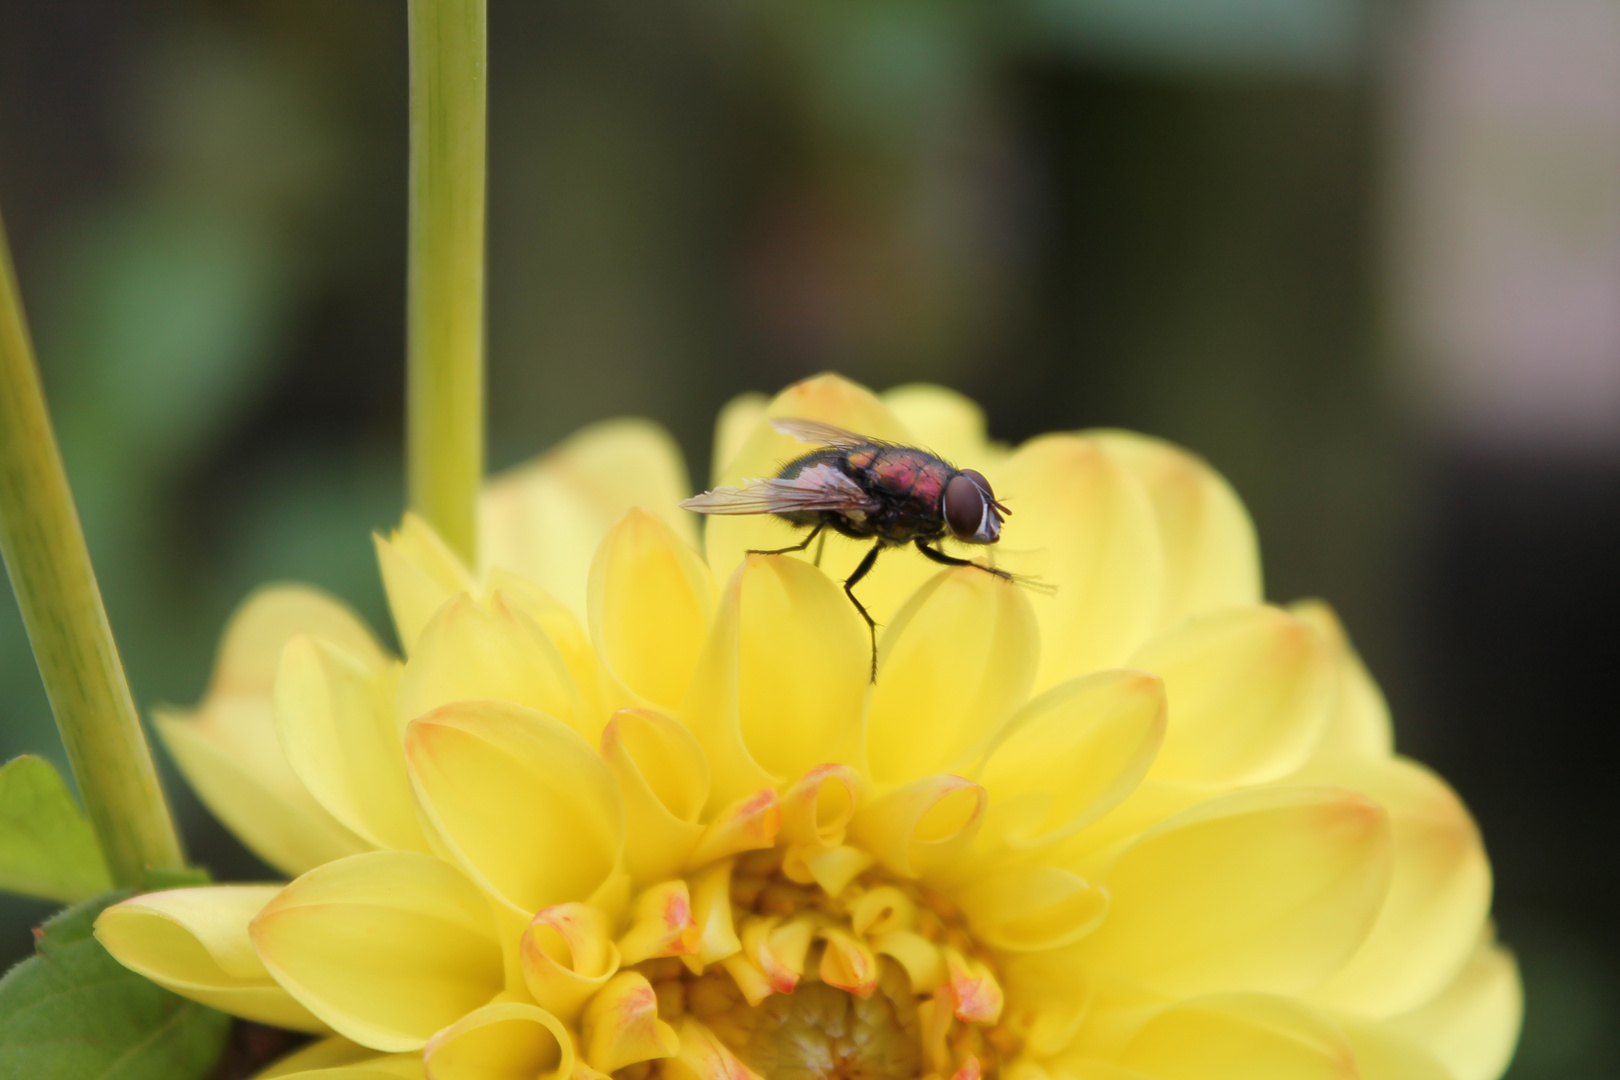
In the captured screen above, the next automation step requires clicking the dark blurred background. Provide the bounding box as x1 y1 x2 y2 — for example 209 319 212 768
0 2 1615 1076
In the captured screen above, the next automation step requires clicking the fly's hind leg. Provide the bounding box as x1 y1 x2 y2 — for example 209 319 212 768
916 539 1013 580
748 519 827 557
845 542 884 681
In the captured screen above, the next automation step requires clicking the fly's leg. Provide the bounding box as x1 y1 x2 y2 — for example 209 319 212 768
748 520 827 557
845 542 884 681
813 529 828 568
916 539 1013 580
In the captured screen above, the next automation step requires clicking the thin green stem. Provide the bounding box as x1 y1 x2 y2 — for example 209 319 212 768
407 0 487 566
0 211 185 887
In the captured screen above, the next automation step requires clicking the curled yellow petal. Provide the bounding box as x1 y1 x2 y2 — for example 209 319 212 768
1092 430 1262 630
155 585 381 876
1132 605 1334 786
786 843 873 898
375 513 475 654
867 567 1038 785
1292 599 1394 759
819 926 878 998
481 417 696 622
250 851 504 1051
94 886 325 1032
521 903 621 1022
275 635 424 852
849 885 918 937
424 1002 575 1080
405 699 623 915
945 947 1004 1024
956 866 1108 952
1301 756 1491 1017
588 508 715 711
688 859 742 965
850 774 985 878
1075 786 1393 998
995 434 1164 690
601 708 708 884
619 881 700 965
395 592 582 736
1390 934 1521 1080
686 788 781 869
582 970 681 1073
872 930 944 994
1115 994 1357 1080
979 669 1165 849
779 764 861 848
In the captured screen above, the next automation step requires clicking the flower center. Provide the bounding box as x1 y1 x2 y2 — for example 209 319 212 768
612 847 1009 1080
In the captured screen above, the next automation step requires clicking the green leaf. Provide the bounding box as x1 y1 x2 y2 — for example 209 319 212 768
140 865 212 892
0 756 113 903
0 891 231 1079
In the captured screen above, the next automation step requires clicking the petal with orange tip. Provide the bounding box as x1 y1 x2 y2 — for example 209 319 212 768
850 774 985 879
686 788 781 869
581 971 681 1073
1132 605 1335 787
779 764 861 848
424 1002 575 1080
819 927 878 998
945 948 1005 1024
521 903 620 1022
619 881 700 965
405 700 623 916
589 508 715 711
395 592 582 735
249 851 504 1051
867 567 1038 785
1075 786 1393 999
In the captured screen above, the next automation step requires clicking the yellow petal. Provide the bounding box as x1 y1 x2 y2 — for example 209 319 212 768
733 555 869 779
257 1037 425 1079
589 508 716 711
779 764 861 848
1131 606 1334 786
602 709 708 885
424 1002 574 1080
521 903 621 1022
866 567 1038 785
701 374 933 628
1115 994 1358 1080
487 567 605 737
945 947 1005 1023
667 1017 764 1080
619 881 700 965
156 703 370 878
250 851 504 1051
95 886 325 1032
979 670 1165 848
1075 786 1393 998
157 585 384 876
710 393 768 485
872 930 944 995
481 417 696 622
955 866 1108 952
1291 600 1394 759
1390 935 1521 1080
275 636 424 852
1338 1019 1455 1080
688 859 741 965
395 592 582 736
405 700 623 915
882 383 996 468
995 435 1164 690
819 926 878 998
1092 430 1262 629
375 513 476 654
687 789 781 868
850 774 985 879
1300 756 1491 1017
582 971 680 1073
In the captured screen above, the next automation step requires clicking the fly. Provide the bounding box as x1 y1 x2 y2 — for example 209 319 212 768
680 418 1020 678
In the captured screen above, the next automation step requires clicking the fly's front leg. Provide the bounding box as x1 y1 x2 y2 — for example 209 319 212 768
845 542 884 681
749 519 827 557
916 539 1012 580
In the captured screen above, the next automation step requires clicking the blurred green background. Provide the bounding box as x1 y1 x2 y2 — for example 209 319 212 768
1 2 1616 1077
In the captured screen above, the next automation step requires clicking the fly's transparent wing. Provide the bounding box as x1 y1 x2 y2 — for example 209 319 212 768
680 464 880 516
769 417 884 450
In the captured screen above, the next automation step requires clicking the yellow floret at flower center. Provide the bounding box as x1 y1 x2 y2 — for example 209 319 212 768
566 841 1009 1080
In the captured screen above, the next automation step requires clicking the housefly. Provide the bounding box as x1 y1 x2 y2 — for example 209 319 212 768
680 418 1016 677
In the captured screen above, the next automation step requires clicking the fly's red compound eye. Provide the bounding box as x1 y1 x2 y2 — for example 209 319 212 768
944 472 989 541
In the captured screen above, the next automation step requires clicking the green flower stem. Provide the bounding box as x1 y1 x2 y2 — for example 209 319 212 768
407 0 487 566
0 212 185 888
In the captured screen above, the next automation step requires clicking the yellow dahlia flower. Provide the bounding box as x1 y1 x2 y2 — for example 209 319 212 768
94 375 1520 1080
